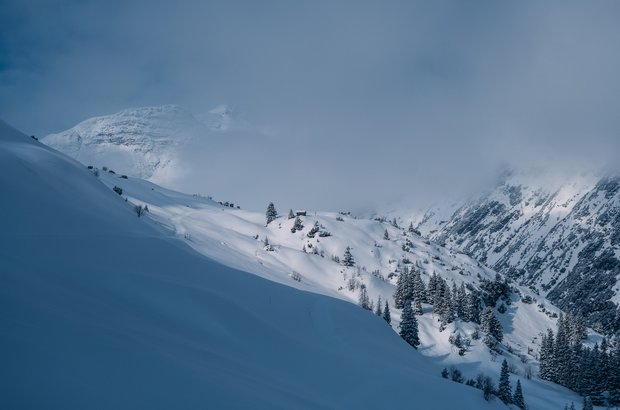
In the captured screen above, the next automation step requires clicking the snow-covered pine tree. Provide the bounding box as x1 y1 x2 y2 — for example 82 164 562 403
411 269 426 315
375 296 383 316
609 339 620 405
467 291 481 324
266 202 278 224
497 359 512 404
577 346 595 397
287 209 295 219
539 329 555 381
342 246 355 267
582 396 593 410
427 272 440 305
567 312 587 344
383 229 390 240
567 340 583 391
482 376 495 401
456 282 467 320
394 267 414 309
438 284 454 329
307 221 320 237
481 306 503 342
358 284 371 310
263 237 274 251
408 221 415 233
513 379 525 410
383 300 391 325
554 314 571 386
291 216 304 233
399 300 420 349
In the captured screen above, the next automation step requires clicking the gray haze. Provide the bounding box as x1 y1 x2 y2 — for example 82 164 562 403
2 0 620 211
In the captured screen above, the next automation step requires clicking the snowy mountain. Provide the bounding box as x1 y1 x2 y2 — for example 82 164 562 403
93 165 591 409
407 170 620 335
35 106 620 406
42 104 286 208
1 121 514 409
43 105 208 183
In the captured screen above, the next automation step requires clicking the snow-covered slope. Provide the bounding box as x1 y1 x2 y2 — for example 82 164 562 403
407 170 620 334
95 168 586 409
41 104 274 198
1 120 511 409
43 105 207 183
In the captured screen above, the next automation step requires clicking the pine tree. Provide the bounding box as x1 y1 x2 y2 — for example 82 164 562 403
358 284 371 310
513 379 525 410
554 314 571 386
291 216 304 233
598 338 611 395
539 328 555 381
567 339 583 390
394 267 415 309
589 343 605 404
383 229 390 240
466 291 481 324
609 339 620 405
408 221 415 233
498 359 512 404
582 396 593 410
577 346 595 397
287 209 295 219
456 282 468 320
481 307 503 342
383 300 391 325
375 296 383 316
482 376 495 401
342 246 355 267
411 269 426 315
266 202 278 224
427 272 440 305
399 300 420 349
567 313 587 344
438 284 454 328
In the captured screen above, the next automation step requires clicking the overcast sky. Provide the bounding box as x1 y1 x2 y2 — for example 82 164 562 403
2 0 620 211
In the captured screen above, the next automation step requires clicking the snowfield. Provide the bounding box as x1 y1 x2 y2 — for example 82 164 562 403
0 120 514 409
94 156 586 409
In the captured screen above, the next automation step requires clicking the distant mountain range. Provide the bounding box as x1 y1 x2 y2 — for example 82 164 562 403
408 170 620 334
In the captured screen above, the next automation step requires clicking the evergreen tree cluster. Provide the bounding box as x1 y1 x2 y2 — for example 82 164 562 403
481 306 503 345
393 270 492 334
539 314 620 407
479 273 511 307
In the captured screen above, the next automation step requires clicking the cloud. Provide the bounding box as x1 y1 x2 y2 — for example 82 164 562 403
2 0 620 211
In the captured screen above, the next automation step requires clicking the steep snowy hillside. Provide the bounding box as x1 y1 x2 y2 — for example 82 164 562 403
1 121 512 409
95 168 586 409
407 170 620 335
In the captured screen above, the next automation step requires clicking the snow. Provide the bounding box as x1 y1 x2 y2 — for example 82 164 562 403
1 120 511 409
92 160 586 409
